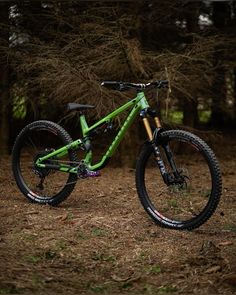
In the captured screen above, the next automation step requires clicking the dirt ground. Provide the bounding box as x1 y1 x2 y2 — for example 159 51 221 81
0 134 236 295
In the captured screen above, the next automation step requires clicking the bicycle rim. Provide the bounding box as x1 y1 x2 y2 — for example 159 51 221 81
16 127 75 201
143 136 215 227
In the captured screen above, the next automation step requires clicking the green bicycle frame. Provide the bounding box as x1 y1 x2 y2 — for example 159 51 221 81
36 92 150 174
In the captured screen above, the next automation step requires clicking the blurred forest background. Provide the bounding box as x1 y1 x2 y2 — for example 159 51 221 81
0 0 235 162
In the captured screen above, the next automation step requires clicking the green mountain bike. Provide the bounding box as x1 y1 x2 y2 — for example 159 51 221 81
12 80 222 230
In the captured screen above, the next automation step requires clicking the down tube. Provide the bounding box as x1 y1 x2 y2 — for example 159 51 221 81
88 105 141 171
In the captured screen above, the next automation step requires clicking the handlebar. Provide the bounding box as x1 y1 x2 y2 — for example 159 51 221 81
101 80 169 92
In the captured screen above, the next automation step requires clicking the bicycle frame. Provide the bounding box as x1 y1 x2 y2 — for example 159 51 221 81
36 91 157 174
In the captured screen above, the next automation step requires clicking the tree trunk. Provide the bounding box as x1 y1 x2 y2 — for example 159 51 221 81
210 1 231 128
183 2 200 127
232 4 236 128
183 99 199 127
210 63 227 127
233 69 236 128
0 3 10 155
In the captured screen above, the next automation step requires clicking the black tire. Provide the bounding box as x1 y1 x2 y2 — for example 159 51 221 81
135 130 222 230
12 120 78 205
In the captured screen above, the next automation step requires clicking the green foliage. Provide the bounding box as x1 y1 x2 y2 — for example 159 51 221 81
138 251 148 260
163 110 183 124
143 284 177 294
89 285 107 293
67 212 74 220
24 255 41 264
163 109 212 125
87 282 110 293
170 111 183 124
224 224 236 233
168 199 178 208
91 227 107 237
76 230 88 240
31 275 43 287
121 281 133 289
0 287 23 294
12 95 27 119
158 286 178 293
149 265 162 274
198 110 211 124
21 233 37 241
55 239 67 250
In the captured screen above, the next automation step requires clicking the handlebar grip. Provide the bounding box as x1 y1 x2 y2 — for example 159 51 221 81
101 81 121 90
101 81 131 91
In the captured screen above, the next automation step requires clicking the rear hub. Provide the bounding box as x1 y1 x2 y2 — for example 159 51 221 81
33 149 55 178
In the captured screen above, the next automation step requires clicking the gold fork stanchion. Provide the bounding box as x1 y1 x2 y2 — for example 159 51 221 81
154 116 162 129
142 118 153 141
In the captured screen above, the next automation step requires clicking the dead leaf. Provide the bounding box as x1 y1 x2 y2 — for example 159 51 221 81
57 213 69 221
26 210 39 215
218 241 233 247
205 265 221 274
111 274 141 283
111 274 131 282
98 193 106 197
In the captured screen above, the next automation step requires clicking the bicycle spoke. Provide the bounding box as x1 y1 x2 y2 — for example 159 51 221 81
26 136 40 154
140 131 216 227
13 123 78 202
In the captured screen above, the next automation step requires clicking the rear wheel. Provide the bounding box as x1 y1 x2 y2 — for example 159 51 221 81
135 130 222 230
12 120 78 205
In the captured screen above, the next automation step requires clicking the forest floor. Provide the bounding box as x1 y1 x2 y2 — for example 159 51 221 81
0 134 236 295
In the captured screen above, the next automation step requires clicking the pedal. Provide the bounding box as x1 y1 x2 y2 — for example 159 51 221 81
76 161 101 178
77 169 101 179
86 170 101 178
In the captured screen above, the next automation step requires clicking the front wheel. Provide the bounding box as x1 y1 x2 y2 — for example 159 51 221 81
135 130 222 230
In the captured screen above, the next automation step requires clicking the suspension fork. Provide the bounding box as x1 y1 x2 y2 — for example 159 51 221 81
141 108 180 184
141 109 169 183
152 110 179 177
141 108 162 141
162 143 179 178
